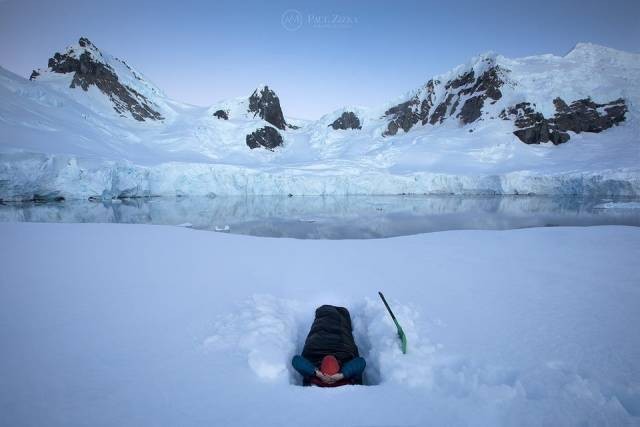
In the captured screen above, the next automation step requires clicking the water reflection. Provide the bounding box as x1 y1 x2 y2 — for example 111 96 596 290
1 195 639 239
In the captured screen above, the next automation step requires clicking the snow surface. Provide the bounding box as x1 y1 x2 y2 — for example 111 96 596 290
1 222 639 426
1 43 639 200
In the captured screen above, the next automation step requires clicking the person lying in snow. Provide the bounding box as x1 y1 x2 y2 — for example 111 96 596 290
291 305 366 387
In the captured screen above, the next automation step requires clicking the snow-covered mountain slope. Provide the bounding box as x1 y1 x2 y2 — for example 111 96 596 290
0 39 638 200
28 37 170 122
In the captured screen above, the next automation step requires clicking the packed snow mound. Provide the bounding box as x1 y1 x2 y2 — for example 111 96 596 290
205 295 301 382
1 40 639 199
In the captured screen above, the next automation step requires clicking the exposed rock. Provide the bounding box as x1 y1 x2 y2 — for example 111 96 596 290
501 97 626 145
383 64 507 136
500 102 569 145
458 96 485 124
384 80 436 136
385 121 399 136
513 123 570 145
552 97 627 133
418 79 437 124
39 38 163 121
455 66 505 123
460 67 503 101
29 70 40 81
429 94 454 125
329 111 362 130
213 109 229 120
446 70 475 90
383 98 421 136
248 86 287 130
245 126 283 150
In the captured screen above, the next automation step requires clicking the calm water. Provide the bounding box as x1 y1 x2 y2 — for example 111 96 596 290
1 195 639 239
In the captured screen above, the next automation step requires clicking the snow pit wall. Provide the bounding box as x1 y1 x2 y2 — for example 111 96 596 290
1 153 639 201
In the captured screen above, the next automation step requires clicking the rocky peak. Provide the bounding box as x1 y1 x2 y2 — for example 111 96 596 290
78 37 92 48
383 58 507 136
30 37 163 122
329 111 362 130
248 85 287 130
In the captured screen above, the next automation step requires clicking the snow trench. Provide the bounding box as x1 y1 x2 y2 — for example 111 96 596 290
202 294 640 420
202 294 433 386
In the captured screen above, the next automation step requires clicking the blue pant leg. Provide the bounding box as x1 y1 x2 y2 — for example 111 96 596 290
292 355 316 377
341 357 366 379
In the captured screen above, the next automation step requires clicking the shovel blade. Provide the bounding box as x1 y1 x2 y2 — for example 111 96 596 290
397 326 408 354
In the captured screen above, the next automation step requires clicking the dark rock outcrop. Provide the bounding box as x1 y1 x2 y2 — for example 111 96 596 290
383 98 422 136
500 102 570 145
329 111 362 130
37 38 163 122
552 97 626 134
429 93 452 125
78 37 91 48
501 98 626 145
455 66 504 124
458 96 485 124
248 86 287 130
383 60 507 136
458 67 503 101
446 70 475 90
246 126 283 150
29 70 40 81
213 109 229 120
384 79 437 136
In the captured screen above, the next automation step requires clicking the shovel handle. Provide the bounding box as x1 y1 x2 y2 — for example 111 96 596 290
378 291 398 322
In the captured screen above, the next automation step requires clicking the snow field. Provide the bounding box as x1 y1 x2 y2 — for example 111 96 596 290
1 223 639 426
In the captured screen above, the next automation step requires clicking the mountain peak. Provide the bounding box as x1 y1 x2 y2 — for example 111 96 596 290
78 37 93 48
49 37 105 67
29 36 164 122
564 42 638 59
248 85 287 130
252 83 270 94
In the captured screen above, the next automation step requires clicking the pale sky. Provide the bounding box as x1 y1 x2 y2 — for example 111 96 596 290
1 0 638 119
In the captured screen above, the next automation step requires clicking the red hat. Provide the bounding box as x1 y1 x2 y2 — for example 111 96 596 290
320 355 341 375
